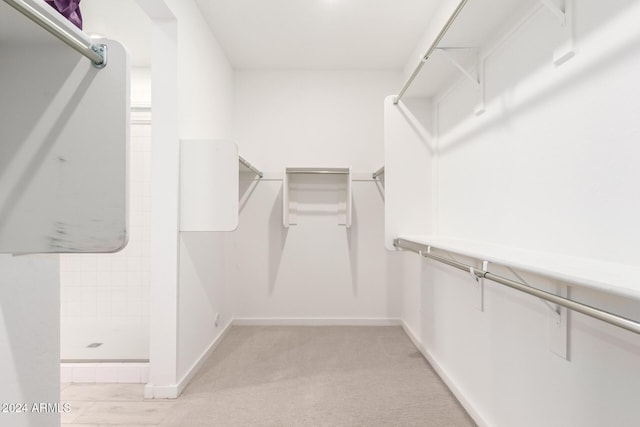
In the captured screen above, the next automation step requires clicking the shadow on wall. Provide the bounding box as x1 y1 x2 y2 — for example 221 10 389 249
437 3 640 156
268 186 288 295
239 172 260 214
0 57 96 239
374 177 385 201
398 99 435 155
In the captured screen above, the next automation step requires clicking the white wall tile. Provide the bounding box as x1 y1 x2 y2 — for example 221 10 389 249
94 366 118 383
60 366 73 384
72 366 96 383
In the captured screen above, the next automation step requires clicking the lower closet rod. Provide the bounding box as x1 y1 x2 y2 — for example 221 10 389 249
394 238 640 336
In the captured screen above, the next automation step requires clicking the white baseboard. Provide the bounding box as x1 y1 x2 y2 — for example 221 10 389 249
143 320 232 399
232 317 402 326
60 362 149 384
399 321 491 427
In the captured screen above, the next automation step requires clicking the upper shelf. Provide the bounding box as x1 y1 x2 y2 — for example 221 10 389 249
283 167 352 228
397 235 640 301
399 0 549 100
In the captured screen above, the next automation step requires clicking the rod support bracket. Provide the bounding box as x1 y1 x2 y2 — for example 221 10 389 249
91 44 108 69
540 0 575 65
539 0 565 25
468 266 480 283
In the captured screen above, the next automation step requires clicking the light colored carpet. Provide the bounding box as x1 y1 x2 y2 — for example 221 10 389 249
160 326 476 427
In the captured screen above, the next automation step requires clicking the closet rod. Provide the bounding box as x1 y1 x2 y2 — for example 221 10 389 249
394 238 640 336
372 166 385 179
287 170 349 175
239 156 263 178
394 0 469 104
3 0 106 68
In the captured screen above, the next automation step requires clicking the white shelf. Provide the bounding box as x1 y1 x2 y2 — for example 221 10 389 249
398 235 640 301
0 3 130 253
180 140 239 232
402 0 544 99
283 167 352 228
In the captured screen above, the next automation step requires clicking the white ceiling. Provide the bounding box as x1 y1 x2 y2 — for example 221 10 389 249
195 0 440 70
79 0 439 70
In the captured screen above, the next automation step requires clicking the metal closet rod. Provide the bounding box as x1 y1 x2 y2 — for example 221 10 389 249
287 169 349 175
239 156 263 178
393 238 640 336
3 0 107 68
394 0 469 104
372 166 385 179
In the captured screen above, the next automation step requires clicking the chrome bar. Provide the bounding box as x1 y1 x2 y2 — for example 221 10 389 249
372 166 385 179
239 156 263 178
394 238 640 335
394 0 469 104
3 0 106 67
287 169 349 175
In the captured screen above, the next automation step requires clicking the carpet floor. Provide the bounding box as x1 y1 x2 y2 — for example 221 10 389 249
159 325 477 427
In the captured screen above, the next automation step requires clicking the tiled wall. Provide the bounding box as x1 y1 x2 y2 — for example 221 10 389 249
60 122 151 360
61 69 152 361
60 362 150 384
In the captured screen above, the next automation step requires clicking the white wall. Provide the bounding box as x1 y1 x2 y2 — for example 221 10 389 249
141 0 234 397
169 0 234 385
436 2 640 262
0 255 60 427
397 1 640 426
231 70 402 322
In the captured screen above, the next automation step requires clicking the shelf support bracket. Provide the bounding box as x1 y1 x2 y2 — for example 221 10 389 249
436 48 479 86
549 282 569 360
507 267 568 360
436 48 485 115
540 0 575 65
539 0 565 24
476 260 488 312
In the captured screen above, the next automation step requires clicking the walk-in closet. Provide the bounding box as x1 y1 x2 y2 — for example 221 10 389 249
1 0 640 426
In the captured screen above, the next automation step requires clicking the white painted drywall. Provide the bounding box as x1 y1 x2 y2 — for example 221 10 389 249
138 0 234 396
436 1 640 264
383 96 434 249
231 70 402 321
137 0 179 397
394 1 640 425
169 0 234 389
177 232 230 379
0 255 60 427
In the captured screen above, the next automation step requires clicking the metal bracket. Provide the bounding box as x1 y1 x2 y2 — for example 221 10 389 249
477 260 487 312
436 48 479 86
91 44 108 69
436 48 485 115
539 0 565 25
549 282 569 360
507 267 560 321
468 266 480 282
506 267 568 360
539 0 575 65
